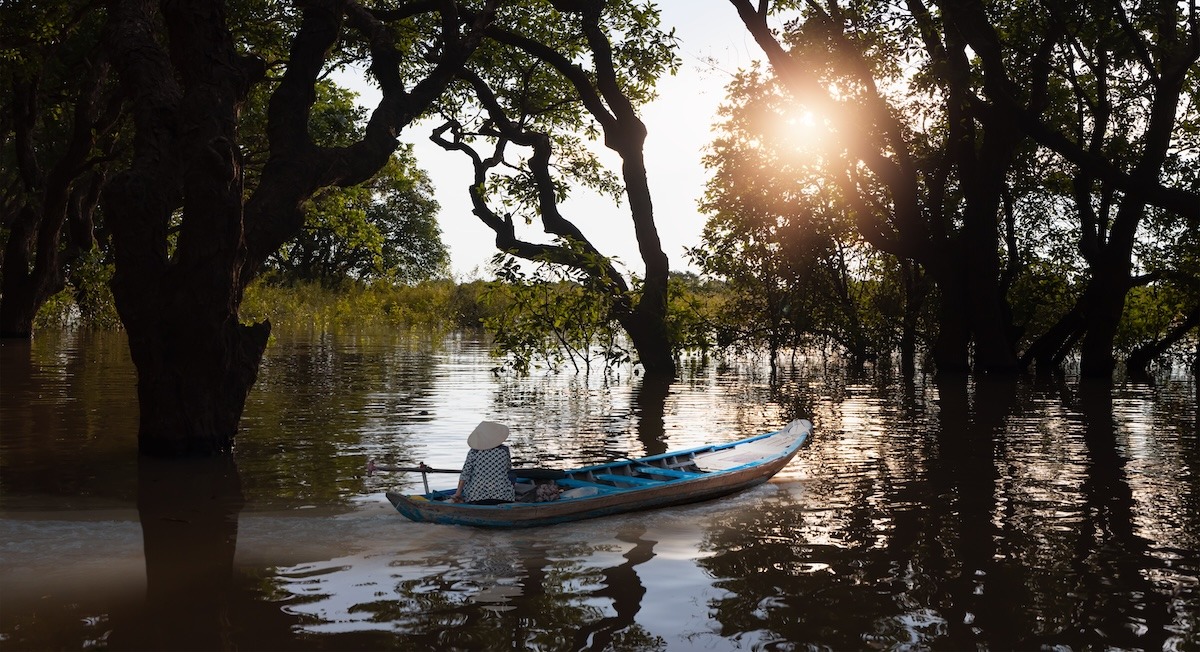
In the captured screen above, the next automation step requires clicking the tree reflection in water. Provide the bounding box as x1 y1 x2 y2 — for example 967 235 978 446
262 524 664 650
695 374 1199 650
569 525 659 650
112 457 246 650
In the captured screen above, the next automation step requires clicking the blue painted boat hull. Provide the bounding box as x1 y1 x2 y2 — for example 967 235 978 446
385 419 813 528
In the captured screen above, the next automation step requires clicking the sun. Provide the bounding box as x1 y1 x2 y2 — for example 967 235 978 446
771 107 831 160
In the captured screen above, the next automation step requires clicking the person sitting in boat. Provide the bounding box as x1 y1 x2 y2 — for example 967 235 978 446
451 421 516 504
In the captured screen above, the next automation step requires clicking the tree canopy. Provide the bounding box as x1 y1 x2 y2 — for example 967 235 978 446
426 0 682 375
2 0 687 455
709 0 1199 377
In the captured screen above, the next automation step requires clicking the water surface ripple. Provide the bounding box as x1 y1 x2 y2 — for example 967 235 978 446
1 330 1196 650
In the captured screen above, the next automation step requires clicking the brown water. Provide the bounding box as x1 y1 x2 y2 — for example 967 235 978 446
1 330 1197 651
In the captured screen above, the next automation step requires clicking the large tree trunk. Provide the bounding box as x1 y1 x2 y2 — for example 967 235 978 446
1078 265 1129 378
104 0 267 456
617 282 674 376
960 187 1021 374
944 25 1022 375
930 265 972 374
617 140 674 377
1078 188 1148 377
930 231 1021 375
927 242 1018 375
124 315 270 456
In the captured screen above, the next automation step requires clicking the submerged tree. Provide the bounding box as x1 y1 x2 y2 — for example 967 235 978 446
940 0 1200 377
35 0 691 457
4 0 687 456
428 0 680 376
694 67 922 372
100 0 492 456
724 0 1199 377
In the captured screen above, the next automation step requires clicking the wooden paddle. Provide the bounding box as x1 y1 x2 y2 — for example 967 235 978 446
367 461 449 493
366 460 567 493
368 462 458 474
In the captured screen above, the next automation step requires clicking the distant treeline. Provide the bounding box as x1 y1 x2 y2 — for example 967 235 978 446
32 262 1196 379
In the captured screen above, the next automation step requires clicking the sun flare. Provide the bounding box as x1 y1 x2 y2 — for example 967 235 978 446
771 107 831 159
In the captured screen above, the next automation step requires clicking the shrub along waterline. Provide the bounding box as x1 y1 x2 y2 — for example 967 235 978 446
33 278 496 334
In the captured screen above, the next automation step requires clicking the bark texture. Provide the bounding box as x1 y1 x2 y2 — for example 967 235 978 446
102 0 268 455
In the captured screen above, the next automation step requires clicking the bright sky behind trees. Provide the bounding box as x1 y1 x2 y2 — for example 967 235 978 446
344 3 768 278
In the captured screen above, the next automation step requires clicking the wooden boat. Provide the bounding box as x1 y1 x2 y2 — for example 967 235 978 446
385 418 813 528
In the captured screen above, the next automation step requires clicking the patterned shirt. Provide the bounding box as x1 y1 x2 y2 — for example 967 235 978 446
460 445 515 502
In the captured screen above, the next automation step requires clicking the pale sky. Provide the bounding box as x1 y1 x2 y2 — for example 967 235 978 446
384 3 767 279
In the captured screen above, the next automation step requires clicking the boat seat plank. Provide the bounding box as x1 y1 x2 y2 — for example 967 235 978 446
634 465 703 479
593 473 667 487
557 478 622 493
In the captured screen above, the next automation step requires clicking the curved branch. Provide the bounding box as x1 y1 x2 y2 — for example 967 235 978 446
433 71 630 294
480 23 618 135
244 0 495 277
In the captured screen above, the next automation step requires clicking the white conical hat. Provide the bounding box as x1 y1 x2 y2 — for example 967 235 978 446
467 421 510 450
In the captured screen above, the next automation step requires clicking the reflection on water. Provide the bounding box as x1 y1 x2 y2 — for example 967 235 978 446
267 521 664 650
1 330 1197 650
